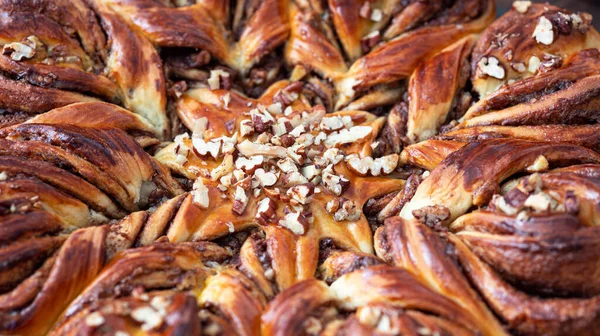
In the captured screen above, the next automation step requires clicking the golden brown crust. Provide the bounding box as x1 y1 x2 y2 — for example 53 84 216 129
471 4 600 97
52 241 265 336
401 139 600 223
0 0 169 136
262 265 490 336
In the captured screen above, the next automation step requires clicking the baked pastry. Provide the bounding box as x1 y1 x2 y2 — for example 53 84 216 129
1 0 600 335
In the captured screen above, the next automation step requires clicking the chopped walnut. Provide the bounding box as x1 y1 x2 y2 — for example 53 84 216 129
303 317 323 335
237 140 287 158
359 2 372 19
192 117 208 138
278 212 309 235
320 116 345 131
358 306 382 327
322 170 350 196
254 168 278 187
211 154 234 181
235 155 264 172
240 119 254 137
255 197 277 225
324 126 373 147
131 306 164 331
232 186 249 215
277 157 299 173
346 154 398 176
191 178 210 209
301 165 321 181
512 1 532 14
526 155 549 172
370 9 383 22
524 192 552 212
273 81 303 106
287 183 315 205
528 55 541 73
2 41 35 61
282 171 309 186
477 57 505 79
533 16 554 45
192 137 221 159
361 30 381 53
207 69 231 90
85 312 105 327
326 197 361 221
512 62 527 73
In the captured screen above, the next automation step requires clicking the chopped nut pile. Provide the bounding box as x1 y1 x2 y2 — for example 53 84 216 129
489 172 579 217
170 101 401 234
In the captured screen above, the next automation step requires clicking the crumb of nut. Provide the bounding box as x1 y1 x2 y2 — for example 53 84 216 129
376 314 398 333
346 154 371 176
240 119 254 136
357 306 381 327
254 168 278 187
211 154 234 181
222 92 231 108
225 221 235 233
232 186 249 215
255 197 277 225
0 171 7 181
115 331 130 336
359 2 372 19
192 137 221 159
267 102 283 115
150 296 170 315
235 155 264 172
85 312 105 327
237 140 287 158
370 8 383 22
131 306 163 331
2 41 35 61
371 154 399 176
528 55 541 73
283 171 309 186
287 183 315 205
303 317 323 334
533 16 554 45
301 165 321 181
491 194 518 215
361 30 381 53
526 155 549 172
513 1 532 13
264 268 275 280
192 117 209 138
524 192 552 212
512 62 527 73
278 212 308 235
327 198 361 221
320 115 345 131
322 170 350 196
191 178 210 209
277 157 299 173
208 69 230 90
477 56 505 79
417 327 433 335
324 126 372 147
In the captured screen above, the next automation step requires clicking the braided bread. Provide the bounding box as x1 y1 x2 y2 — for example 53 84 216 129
1 0 600 335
